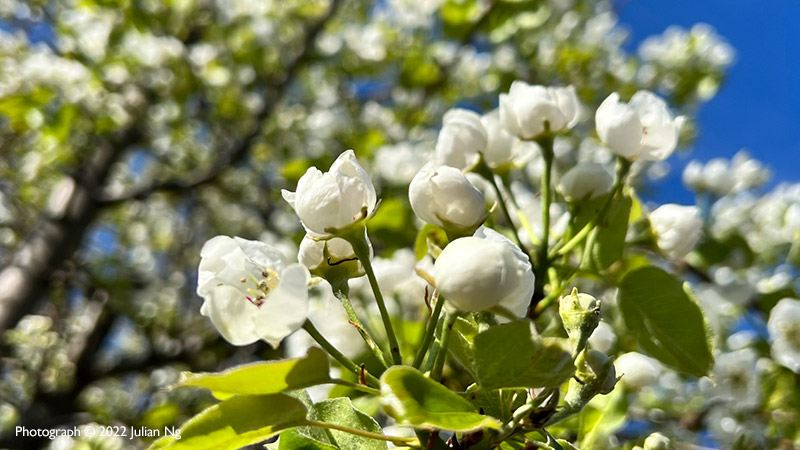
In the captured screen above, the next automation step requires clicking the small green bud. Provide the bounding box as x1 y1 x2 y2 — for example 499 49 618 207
643 432 674 450
559 288 601 353
563 349 618 413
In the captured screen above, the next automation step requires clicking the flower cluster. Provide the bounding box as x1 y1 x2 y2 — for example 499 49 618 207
184 71 800 450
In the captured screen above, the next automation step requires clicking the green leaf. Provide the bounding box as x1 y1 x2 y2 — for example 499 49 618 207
577 386 628 448
472 321 574 390
465 385 527 423
618 267 714 376
590 195 631 270
149 394 308 450
313 398 387 450
174 348 331 399
281 397 386 450
448 316 480 376
380 366 501 432
279 428 339 450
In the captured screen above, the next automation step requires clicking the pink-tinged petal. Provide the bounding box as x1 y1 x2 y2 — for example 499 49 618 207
254 264 310 347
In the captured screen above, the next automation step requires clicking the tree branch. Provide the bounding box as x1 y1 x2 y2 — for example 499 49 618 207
96 0 342 206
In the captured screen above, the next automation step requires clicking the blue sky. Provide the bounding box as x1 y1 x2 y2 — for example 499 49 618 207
616 0 800 203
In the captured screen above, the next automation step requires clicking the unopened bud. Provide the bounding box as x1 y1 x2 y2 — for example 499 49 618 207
559 288 601 353
643 432 674 450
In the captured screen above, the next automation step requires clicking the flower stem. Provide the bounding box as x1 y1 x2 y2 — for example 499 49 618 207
328 378 381 396
305 420 419 445
500 176 540 246
534 134 555 305
345 228 403 365
549 158 631 258
412 291 445 369
302 320 380 387
331 280 390 368
474 158 531 256
431 312 457 381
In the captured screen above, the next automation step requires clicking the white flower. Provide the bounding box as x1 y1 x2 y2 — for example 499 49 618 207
408 163 486 231
732 150 770 192
767 298 800 373
282 150 377 236
499 81 580 139
480 109 534 168
703 158 735 194
681 160 704 191
558 162 614 201
197 236 310 347
614 352 662 390
297 235 363 273
373 143 429 185
434 108 488 170
587 321 617 354
649 204 702 259
433 227 534 317
713 348 760 408
595 91 682 161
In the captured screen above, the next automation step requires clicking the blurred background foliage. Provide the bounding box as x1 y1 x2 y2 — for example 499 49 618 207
1 0 795 449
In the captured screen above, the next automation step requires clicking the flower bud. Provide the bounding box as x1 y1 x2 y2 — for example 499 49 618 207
480 109 533 169
614 352 662 390
433 227 534 317
649 204 702 259
558 162 614 201
559 289 601 353
435 108 488 170
681 160 704 191
409 163 486 236
563 349 618 412
282 150 377 237
643 432 674 450
298 235 366 281
499 81 580 139
595 91 682 161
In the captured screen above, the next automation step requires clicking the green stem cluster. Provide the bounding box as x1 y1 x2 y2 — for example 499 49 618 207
412 291 445 369
302 320 380 387
330 281 390 368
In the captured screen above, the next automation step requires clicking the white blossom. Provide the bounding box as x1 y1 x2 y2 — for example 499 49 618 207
499 81 580 139
596 91 682 161
197 236 310 347
433 227 534 317
558 161 614 201
615 352 662 390
282 150 377 236
481 109 534 168
434 108 488 170
408 163 486 231
649 204 702 259
767 298 800 373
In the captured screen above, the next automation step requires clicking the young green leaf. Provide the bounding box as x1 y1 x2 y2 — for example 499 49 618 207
379 366 501 432
149 394 307 450
173 348 331 399
473 321 574 390
618 267 714 377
